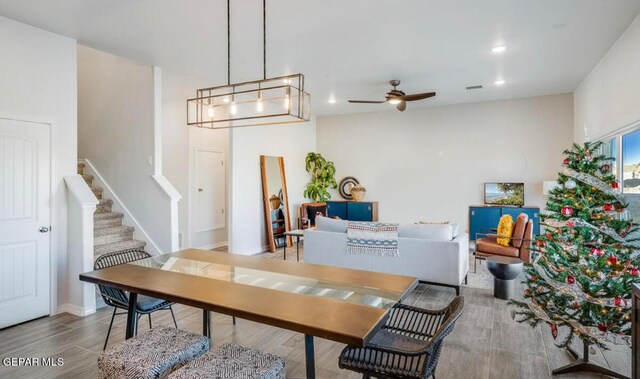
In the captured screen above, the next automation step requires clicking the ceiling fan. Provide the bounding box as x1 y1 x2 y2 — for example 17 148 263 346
348 80 436 112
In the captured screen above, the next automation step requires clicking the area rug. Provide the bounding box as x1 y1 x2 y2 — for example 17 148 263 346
463 252 493 290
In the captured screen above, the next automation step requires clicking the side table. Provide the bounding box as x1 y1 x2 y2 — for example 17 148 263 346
283 229 305 262
486 256 523 300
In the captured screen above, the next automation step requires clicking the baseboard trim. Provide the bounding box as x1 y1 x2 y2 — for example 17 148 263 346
57 303 96 317
198 241 228 250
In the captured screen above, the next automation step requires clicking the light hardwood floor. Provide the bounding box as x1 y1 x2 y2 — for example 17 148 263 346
0 245 631 379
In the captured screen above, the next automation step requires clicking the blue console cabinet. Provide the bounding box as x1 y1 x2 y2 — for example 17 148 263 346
326 201 378 222
469 206 540 240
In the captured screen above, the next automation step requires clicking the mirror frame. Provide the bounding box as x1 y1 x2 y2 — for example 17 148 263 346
260 155 292 253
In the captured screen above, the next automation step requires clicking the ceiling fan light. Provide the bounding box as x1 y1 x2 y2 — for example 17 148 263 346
388 98 402 105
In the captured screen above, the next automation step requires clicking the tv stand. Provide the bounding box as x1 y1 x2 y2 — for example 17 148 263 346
469 205 540 241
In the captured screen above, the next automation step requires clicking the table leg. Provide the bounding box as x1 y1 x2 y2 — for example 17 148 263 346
283 242 287 260
296 236 300 262
304 334 316 379
125 293 137 339
203 310 211 338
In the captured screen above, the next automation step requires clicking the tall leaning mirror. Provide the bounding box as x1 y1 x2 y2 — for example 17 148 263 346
260 155 292 253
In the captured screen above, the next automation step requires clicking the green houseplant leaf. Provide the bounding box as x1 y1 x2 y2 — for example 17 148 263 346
304 152 337 202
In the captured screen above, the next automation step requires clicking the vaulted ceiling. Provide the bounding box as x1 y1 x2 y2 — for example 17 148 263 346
1 0 639 115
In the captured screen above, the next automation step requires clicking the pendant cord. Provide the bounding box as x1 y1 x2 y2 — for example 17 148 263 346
263 0 266 80
227 0 231 85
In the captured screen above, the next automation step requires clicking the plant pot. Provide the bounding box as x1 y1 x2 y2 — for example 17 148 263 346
351 184 366 202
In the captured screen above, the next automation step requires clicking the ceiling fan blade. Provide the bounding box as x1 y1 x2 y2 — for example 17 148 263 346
397 101 407 112
348 100 387 104
401 92 436 102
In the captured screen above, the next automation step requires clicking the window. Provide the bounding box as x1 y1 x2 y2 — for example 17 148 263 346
620 130 640 222
623 129 640 194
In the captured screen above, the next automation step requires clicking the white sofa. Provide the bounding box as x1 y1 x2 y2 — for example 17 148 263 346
304 217 469 294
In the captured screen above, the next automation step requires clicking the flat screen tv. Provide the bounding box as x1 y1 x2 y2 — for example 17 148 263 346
484 182 524 206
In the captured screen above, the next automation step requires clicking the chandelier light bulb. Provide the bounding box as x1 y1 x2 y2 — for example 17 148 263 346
207 105 215 118
256 92 264 112
230 95 238 115
284 94 290 110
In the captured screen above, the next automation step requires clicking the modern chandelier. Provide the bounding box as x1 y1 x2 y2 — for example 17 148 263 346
187 0 311 129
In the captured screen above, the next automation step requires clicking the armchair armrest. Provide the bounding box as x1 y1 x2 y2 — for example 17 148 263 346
476 232 529 241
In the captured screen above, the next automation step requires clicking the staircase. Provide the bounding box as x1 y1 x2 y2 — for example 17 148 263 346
77 162 146 259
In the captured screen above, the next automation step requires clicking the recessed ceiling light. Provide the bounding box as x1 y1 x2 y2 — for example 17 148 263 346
491 46 506 53
328 97 336 104
494 79 505 86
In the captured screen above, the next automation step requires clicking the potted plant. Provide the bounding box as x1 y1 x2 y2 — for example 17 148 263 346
303 152 337 202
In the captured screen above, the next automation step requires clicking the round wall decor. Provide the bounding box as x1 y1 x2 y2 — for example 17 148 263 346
339 177 360 200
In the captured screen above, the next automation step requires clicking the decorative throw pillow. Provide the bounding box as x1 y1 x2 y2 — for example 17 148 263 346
496 214 515 246
306 204 328 226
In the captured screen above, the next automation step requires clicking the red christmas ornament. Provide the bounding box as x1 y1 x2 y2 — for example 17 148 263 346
551 323 558 339
614 297 626 307
567 221 575 228
566 275 576 284
603 203 614 212
611 181 620 190
608 256 619 265
546 233 553 240
530 275 538 282
536 240 546 248
563 158 570 165
590 248 603 257
524 289 531 297
561 207 574 216
630 267 639 276
597 323 607 332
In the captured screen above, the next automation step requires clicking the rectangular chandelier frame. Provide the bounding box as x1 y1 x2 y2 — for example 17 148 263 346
187 73 311 129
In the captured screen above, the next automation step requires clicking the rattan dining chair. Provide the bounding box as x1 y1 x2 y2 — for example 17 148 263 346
94 249 178 351
339 296 464 379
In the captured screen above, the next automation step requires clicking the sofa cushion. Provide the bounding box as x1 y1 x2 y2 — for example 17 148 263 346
476 238 519 257
398 224 452 241
316 216 348 233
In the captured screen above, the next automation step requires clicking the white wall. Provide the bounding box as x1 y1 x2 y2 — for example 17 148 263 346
317 94 574 231
574 13 640 141
0 16 77 313
78 45 176 253
230 119 317 254
162 73 229 250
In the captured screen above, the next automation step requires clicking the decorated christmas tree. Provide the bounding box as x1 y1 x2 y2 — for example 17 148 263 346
510 141 640 376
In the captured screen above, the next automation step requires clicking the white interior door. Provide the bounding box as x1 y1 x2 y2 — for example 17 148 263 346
195 150 225 232
0 118 50 328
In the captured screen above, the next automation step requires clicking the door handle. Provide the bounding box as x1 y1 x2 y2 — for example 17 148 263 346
39 226 50 233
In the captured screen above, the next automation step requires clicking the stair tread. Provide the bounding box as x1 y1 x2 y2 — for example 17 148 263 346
82 174 94 181
94 239 146 257
94 225 134 237
94 211 123 220
99 199 113 205
91 186 103 192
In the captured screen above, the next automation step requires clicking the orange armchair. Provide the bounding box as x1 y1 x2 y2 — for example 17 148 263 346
474 213 533 272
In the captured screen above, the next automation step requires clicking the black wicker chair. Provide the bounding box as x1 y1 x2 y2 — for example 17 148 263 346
339 296 464 379
94 249 178 350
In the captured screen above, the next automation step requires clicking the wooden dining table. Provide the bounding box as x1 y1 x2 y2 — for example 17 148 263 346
79 249 418 378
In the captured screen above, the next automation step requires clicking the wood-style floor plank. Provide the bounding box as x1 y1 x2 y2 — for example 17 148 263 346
0 245 631 378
